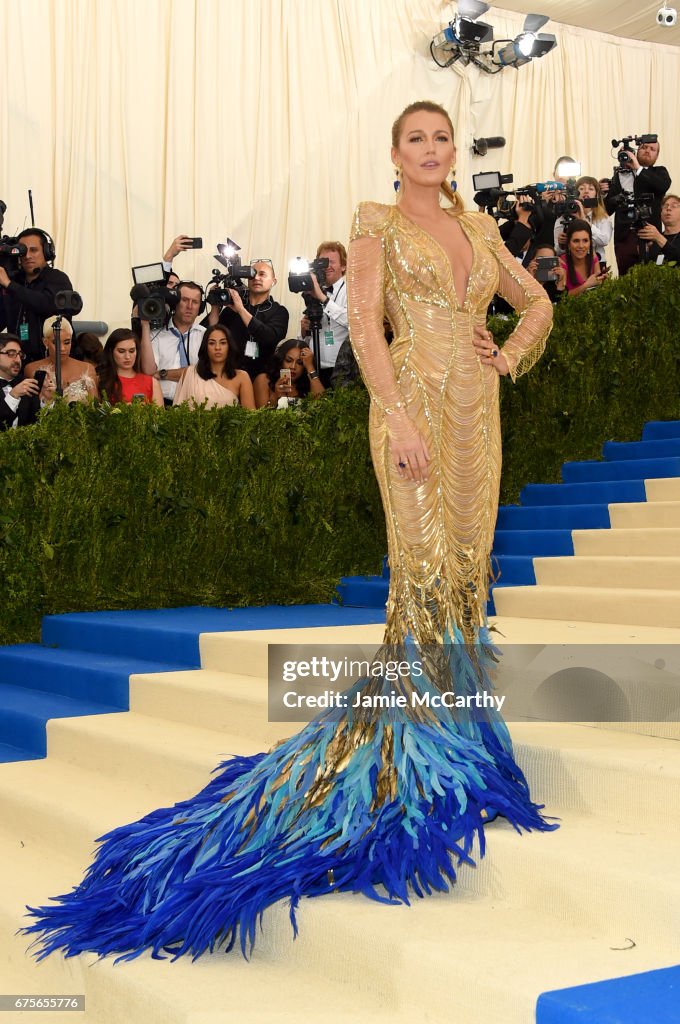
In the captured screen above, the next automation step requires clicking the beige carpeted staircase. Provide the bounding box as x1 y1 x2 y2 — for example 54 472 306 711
1 611 679 1024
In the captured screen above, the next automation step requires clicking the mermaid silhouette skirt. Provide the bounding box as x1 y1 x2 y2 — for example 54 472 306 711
24 633 556 961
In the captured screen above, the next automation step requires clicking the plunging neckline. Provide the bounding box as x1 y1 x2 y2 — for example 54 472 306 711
395 206 474 309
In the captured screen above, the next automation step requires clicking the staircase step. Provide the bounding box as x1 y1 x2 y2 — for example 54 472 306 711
493 584 680 629
533 555 680 590
603 438 680 461
337 575 389 607
200 624 385 676
492 555 537 586
0 685 123 759
609 500 680 528
492 530 574 556
537 964 680 1024
46 712 258 797
496 505 610 530
130 669 297 747
572 527 680 556
0 741 41 764
645 477 680 500
0 645 174 705
1 824 671 1024
520 480 646 506
562 456 680 482
642 420 680 441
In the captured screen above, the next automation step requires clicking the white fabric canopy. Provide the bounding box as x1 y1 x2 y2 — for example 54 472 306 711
493 1 680 46
1 0 678 329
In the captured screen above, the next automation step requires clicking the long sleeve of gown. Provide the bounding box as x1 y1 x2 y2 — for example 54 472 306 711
347 202 403 413
480 214 553 381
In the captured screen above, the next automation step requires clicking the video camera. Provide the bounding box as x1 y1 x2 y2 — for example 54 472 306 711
0 201 28 275
288 256 330 323
608 192 655 230
206 239 256 307
130 263 179 325
472 173 562 222
612 133 658 170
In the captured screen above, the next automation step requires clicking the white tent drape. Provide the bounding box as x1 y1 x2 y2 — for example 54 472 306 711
1 0 678 327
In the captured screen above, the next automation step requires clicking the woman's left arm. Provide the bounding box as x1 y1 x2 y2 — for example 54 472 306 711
481 215 553 381
151 377 164 407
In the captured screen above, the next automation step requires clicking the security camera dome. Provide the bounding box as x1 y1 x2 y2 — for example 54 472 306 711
657 5 678 26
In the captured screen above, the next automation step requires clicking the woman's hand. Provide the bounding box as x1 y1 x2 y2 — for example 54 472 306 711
472 324 509 376
40 377 57 404
553 263 567 291
299 345 315 373
273 376 292 399
387 411 430 484
584 271 604 289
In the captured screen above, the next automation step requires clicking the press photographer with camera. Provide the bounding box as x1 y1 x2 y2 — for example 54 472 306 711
299 242 348 387
554 177 613 262
206 259 289 380
525 244 567 302
604 135 671 275
138 281 206 406
637 193 680 264
499 191 544 259
0 228 74 363
0 333 40 429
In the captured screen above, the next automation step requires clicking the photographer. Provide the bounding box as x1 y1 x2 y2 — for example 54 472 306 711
0 229 74 363
637 194 680 264
525 244 567 303
499 192 543 259
605 138 671 275
206 260 289 380
300 242 348 387
554 177 613 263
139 281 205 405
0 333 40 429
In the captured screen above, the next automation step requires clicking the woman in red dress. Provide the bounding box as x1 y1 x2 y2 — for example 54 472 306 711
98 328 164 406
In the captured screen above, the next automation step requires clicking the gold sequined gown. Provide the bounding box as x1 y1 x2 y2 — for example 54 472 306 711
347 202 553 643
25 204 555 964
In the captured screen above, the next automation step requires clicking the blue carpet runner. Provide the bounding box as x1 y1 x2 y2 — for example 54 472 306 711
336 420 680 615
0 605 386 764
537 965 680 1023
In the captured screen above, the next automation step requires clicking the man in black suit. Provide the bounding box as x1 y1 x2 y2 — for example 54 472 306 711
604 139 671 275
0 333 40 429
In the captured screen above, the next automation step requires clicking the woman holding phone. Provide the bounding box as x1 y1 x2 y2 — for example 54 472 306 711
559 219 607 296
97 328 163 406
253 338 325 408
25 317 99 403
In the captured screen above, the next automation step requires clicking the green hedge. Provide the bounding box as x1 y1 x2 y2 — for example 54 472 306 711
1 263 678 645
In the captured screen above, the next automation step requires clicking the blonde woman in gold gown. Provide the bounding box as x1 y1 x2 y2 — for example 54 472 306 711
26 102 555 963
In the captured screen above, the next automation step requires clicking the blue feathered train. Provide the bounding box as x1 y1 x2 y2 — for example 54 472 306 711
24 631 557 960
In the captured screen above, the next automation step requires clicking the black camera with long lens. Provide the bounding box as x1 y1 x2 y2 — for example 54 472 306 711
130 263 178 326
206 241 256 307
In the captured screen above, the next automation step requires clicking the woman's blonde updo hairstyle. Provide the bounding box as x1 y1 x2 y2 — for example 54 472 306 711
391 100 464 212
